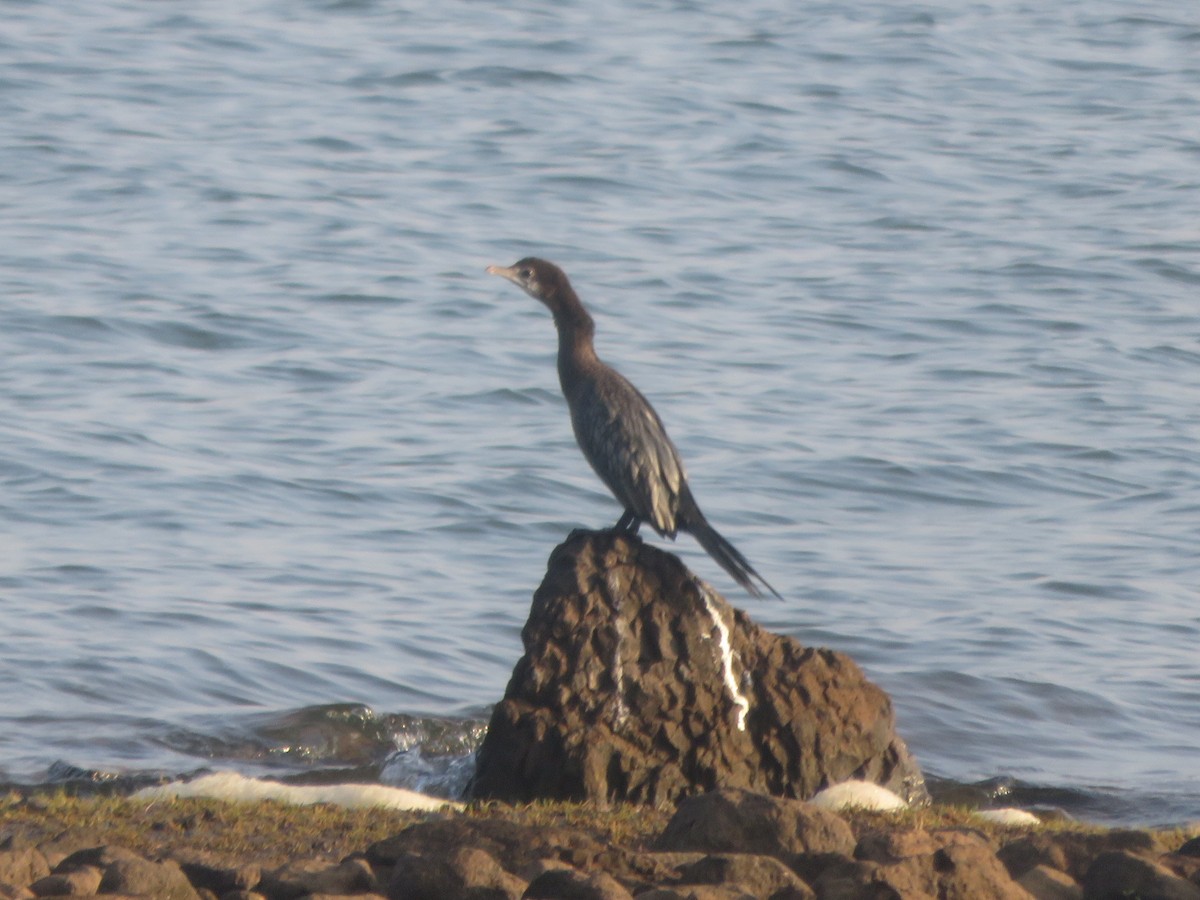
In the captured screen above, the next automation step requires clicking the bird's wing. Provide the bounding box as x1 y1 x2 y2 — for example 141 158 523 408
570 370 686 536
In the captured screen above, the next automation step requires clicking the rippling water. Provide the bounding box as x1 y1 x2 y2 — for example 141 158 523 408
2 0 1198 825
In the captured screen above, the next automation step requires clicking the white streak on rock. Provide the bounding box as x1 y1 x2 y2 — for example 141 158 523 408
702 588 749 732
606 568 629 728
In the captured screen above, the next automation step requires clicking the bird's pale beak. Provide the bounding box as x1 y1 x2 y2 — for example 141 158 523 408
486 264 519 283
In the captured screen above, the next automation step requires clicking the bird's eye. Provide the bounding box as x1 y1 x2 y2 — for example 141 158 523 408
518 268 532 279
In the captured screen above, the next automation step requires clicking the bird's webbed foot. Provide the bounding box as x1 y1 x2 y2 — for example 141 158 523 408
613 510 642 534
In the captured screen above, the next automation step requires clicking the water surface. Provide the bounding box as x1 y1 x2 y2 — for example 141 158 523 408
2 0 1198 825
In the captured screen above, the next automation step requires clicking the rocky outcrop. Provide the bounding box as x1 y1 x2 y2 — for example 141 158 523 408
0 848 50 889
469 529 926 807
814 829 1031 900
0 793 1197 899
655 789 856 860
1080 850 1200 900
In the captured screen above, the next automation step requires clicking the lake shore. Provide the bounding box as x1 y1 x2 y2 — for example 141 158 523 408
1 789 1198 899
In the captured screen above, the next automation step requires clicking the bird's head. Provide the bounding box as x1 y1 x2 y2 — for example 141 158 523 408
486 257 573 313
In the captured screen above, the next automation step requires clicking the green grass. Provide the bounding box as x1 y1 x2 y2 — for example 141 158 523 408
0 791 1189 868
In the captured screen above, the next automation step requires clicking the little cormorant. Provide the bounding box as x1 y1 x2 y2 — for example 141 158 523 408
487 257 781 599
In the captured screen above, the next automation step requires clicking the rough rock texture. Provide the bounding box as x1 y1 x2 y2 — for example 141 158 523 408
386 846 526 900
815 830 1033 900
366 817 607 878
998 830 1165 883
0 849 49 889
260 857 376 899
29 864 102 896
655 790 856 859
1 800 1200 899
173 849 262 894
523 866 634 899
673 854 816 899
1081 850 1200 900
469 530 926 806
97 855 202 899
1018 864 1083 900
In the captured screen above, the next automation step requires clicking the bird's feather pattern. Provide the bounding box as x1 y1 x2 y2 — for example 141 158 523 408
566 363 685 537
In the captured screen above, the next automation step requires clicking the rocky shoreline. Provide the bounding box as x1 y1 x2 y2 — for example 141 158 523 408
1 787 1198 899
6 530 1191 898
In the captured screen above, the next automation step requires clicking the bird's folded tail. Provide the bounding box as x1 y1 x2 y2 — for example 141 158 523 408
690 519 783 600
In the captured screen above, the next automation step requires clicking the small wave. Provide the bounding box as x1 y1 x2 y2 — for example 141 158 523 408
347 70 444 89
455 66 572 86
136 321 248 351
160 704 485 775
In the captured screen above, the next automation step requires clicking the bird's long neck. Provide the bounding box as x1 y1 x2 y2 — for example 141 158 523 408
550 283 599 383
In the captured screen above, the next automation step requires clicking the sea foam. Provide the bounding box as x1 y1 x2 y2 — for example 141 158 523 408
134 771 462 811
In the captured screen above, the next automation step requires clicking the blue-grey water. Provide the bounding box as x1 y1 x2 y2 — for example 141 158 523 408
2 0 1198 826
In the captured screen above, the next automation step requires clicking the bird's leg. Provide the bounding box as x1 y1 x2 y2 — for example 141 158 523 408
613 510 642 534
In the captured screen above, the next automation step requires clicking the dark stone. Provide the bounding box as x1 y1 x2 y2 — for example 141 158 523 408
1081 850 1200 900
368 817 604 878
999 830 1163 882
171 849 262 894
53 844 143 871
470 532 925 807
786 851 855 887
387 846 525 900
605 852 706 893
998 835 1069 879
0 849 49 890
655 789 855 859
259 858 375 900
634 889 757 900
815 831 1029 900
99 856 202 899
674 854 815 899
522 866 633 899
1161 852 1200 882
1179 836 1200 859
855 827 994 864
30 834 106 872
1016 864 1082 900
29 865 102 897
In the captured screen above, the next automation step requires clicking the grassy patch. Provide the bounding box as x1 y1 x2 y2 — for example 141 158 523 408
0 791 1189 867
0 792 670 866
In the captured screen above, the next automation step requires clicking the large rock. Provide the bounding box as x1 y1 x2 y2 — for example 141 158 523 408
30 864 103 896
260 857 376 899
387 847 526 900
523 866 634 900
98 856 202 900
998 830 1164 883
655 790 855 859
469 530 925 806
0 849 49 889
1081 851 1200 900
672 854 815 899
367 818 607 876
814 831 1033 900
170 849 262 894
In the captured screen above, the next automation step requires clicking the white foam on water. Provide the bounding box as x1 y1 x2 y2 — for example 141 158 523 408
134 771 463 811
809 780 909 812
973 808 1042 827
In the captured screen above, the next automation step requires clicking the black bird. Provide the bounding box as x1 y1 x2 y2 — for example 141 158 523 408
487 257 781 599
